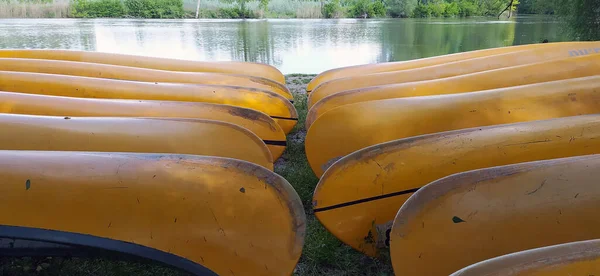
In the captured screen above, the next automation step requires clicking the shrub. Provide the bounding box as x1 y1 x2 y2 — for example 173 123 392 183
412 3 430 17
347 0 369 17
348 0 385 18
429 2 445 17
371 0 384 16
457 0 477 16
70 0 125 17
444 1 458 16
217 6 255 17
386 0 416 17
322 0 341 18
124 0 184 18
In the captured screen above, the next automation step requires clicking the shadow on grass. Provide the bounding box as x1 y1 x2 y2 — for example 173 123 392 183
279 75 393 276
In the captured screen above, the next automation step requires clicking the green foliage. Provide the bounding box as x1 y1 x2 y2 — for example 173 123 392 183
14 0 53 3
70 0 125 18
386 0 417 17
413 0 517 18
518 0 554 14
322 0 342 18
444 1 458 16
554 0 600 41
457 0 477 16
259 0 268 11
371 0 385 15
347 0 385 17
217 6 256 17
124 0 184 18
71 0 184 18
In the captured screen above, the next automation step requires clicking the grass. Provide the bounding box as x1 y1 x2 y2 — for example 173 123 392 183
0 75 393 275
282 75 393 276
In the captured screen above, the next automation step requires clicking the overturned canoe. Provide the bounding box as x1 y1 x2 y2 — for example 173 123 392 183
391 155 600 275
313 115 600 256
0 92 287 159
0 114 273 170
0 58 292 100
0 151 305 275
0 49 285 84
0 71 297 133
306 76 600 176
307 41 600 91
307 53 600 127
451 239 600 276
308 41 600 106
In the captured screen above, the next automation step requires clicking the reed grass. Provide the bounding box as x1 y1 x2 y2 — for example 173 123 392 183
0 0 69 18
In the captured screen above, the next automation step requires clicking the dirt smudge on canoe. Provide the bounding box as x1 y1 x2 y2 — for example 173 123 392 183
227 107 278 131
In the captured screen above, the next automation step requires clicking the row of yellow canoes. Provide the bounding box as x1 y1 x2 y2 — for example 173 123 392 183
0 50 305 275
306 41 600 275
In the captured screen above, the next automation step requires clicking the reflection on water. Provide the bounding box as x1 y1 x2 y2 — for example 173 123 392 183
0 16 566 74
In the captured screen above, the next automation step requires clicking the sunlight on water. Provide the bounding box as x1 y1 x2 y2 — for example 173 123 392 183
0 17 566 74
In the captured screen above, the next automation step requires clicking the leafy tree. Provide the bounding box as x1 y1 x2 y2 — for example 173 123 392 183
555 0 600 40
518 0 554 14
348 0 386 17
444 1 459 16
70 0 125 18
372 0 386 15
322 0 342 17
259 0 268 12
387 0 417 17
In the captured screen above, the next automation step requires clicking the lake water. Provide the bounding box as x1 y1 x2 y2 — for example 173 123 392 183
0 16 566 74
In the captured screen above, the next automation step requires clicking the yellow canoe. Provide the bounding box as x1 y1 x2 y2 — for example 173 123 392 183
306 53 600 127
0 114 273 170
0 91 287 160
0 71 298 134
391 155 600 275
451 239 600 276
0 49 285 84
309 41 600 106
313 114 600 256
306 76 600 176
307 41 600 91
0 151 305 275
0 58 291 100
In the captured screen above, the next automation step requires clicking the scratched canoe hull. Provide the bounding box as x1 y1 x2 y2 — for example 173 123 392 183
0 92 287 160
0 71 297 134
306 41 600 92
0 114 273 170
308 41 600 107
0 49 285 84
313 114 600 256
305 76 600 177
306 53 600 129
391 155 600 275
0 151 305 275
451 239 600 276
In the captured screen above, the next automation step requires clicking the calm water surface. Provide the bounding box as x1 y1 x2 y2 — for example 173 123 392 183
0 16 566 74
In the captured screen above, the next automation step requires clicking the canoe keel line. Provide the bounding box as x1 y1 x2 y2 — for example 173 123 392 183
0 225 217 275
313 188 420 213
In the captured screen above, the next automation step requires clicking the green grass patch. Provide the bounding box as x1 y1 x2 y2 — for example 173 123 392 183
282 75 393 276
